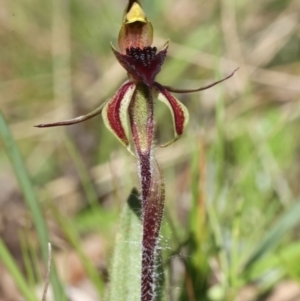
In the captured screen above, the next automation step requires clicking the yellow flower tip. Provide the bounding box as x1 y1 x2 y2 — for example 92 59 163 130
118 0 153 54
125 3 147 24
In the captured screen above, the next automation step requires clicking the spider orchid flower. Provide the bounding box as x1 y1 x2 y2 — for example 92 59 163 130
36 0 237 153
36 1 237 301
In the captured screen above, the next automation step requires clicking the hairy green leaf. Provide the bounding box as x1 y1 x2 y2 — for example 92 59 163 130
108 188 142 301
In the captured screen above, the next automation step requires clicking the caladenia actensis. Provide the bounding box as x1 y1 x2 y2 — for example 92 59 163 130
36 1 237 300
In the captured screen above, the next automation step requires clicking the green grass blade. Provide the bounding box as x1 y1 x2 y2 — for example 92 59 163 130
0 237 39 301
0 111 66 301
64 135 99 209
48 201 105 298
242 199 300 271
108 188 142 301
19 231 36 289
247 241 300 283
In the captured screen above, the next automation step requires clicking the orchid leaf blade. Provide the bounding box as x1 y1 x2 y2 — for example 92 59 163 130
108 188 142 301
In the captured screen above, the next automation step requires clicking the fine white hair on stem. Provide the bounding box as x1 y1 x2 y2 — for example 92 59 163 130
41 243 52 301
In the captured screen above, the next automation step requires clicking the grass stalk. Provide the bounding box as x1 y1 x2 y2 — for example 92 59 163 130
0 111 66 301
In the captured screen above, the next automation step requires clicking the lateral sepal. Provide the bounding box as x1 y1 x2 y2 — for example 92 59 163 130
102 82 136 150
154 82 189 147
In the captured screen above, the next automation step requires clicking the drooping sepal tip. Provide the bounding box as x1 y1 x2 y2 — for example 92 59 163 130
164 67 239 93
34 103 106 128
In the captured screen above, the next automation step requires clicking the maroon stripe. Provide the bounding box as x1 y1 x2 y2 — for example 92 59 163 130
154 83 185 135
107 82 134 144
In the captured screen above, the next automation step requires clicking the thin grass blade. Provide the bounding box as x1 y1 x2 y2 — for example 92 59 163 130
0 111 66 301
243 199 300 270
0 238 39 301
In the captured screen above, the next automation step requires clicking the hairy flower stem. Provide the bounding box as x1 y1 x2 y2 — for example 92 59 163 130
141 161 164 301
129 84 165 301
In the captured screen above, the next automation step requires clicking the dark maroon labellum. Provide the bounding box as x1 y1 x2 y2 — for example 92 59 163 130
112 45 168 87
126 46 158 67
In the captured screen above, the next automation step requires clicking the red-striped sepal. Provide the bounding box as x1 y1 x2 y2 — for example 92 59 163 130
153 82 189 146
102 82 136 149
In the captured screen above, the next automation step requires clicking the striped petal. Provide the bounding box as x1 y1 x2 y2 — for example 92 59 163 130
154 82 189 147
102 82 136 149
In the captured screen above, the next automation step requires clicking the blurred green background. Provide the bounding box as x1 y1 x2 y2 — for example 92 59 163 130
1 0 300 300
